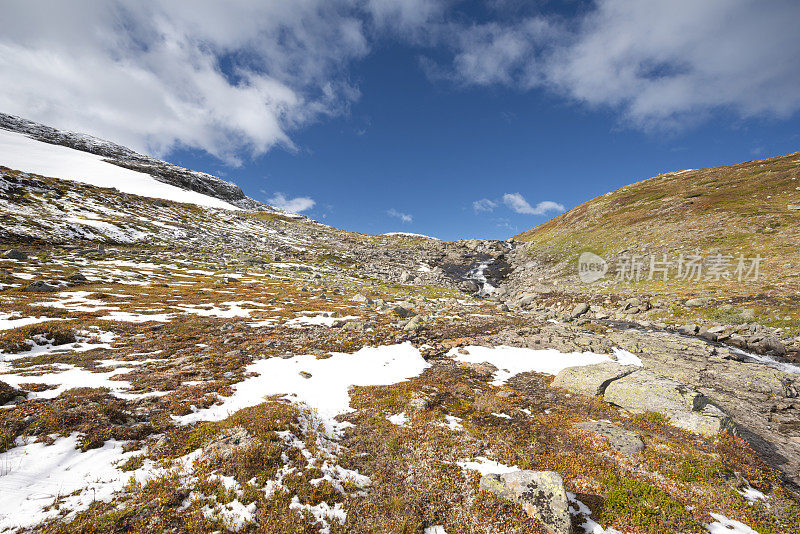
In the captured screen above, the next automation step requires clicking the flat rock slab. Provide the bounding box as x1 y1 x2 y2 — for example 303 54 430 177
551 362 639 396
604 370 731 436
479 470 572 534
574 420 644 454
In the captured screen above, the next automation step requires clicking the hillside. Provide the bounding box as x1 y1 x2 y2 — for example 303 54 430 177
515 150 800 290
2 121 800 533
504 151 800 341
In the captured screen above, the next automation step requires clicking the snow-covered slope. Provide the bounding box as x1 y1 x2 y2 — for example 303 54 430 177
0 129 239 210
0 113 275 211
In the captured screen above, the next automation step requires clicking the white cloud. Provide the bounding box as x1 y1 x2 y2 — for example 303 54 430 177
387 208 413 223
432 0 800 129
0 1 370 164
502 193 564 215
3 0 796 162
267 192 316 213
473 198 498 213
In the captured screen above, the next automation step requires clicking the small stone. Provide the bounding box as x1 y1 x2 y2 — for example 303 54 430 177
458 361 498 378
685 297 710 307
351 293 373 305
408 394 429 412
760 335 787 356
574 420 644 455
299 371 312 379
698 329 718 342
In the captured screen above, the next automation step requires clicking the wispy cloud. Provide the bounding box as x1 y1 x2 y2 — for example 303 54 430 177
267 193 316 213
474 194 564 216
472 198 498 213
429 0 800 130
387 208 413 223
502 193 564 215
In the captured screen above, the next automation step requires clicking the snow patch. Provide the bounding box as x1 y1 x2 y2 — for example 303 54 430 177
175 342 430 433
449 346 641 386
0 129 238 210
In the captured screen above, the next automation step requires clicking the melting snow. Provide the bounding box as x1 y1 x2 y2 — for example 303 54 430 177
0 313 61 331
457 456 519 475
449 346 642 386
706 513 759 533
175 342 430 433
568 492 625 534
0 435 138 531
387 412 409 426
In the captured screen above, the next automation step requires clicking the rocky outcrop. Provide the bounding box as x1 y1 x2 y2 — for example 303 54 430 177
479 470 572 534
551 362 638 396
603 370 732 436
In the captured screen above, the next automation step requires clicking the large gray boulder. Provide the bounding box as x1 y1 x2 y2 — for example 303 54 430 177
570 303 590 318
604 370 732 436
551 362 639 396
23 280 58 292
574 420 644 455
3 249 27 260
479 470 572 534
0 380 25 405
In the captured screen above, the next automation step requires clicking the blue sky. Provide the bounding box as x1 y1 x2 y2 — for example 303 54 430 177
2 1 800 240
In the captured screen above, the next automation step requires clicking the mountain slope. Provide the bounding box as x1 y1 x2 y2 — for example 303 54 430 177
0 113 270 211
511 150 800 300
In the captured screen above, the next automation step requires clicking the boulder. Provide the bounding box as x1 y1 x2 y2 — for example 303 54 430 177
342 321 370 332
685 298 710 307
3 249 27 260
23 280 58 292
479 471 572 534
351 293 374 305
460 280 479 292
0 380 25 405
760 335 787 356
392 306 417 318
403 316 424 332
400 271 416 283
678 324 700 335
604 370 732 435
574 420 644 455
551 362 639 396
570 303 590 318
